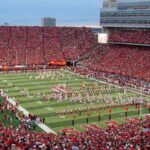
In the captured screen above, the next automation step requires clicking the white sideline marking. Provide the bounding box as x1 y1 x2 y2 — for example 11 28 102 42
8 98 57 135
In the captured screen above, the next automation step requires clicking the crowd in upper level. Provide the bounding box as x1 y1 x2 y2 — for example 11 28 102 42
109 30 150 45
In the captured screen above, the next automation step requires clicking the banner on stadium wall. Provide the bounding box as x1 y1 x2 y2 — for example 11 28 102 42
49 61 66 66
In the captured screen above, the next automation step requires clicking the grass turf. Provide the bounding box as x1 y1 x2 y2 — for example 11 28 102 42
0 69 149 133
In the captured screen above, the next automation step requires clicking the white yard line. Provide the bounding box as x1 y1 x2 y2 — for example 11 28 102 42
7 98 57 135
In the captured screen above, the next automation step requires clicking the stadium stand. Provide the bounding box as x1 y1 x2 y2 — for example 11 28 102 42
0 26 150 149
0 26 97 65
109 30 150 45
85 45 150 82
0 114 149 149
74 43 150 94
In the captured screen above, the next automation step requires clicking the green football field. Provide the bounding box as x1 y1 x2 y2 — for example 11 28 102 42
0 69 149 133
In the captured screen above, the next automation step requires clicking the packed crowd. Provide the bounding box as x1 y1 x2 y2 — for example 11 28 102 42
0 26 97 66
0 27 150 149
78 45 150 82
0 114 149 149
109 29 150 45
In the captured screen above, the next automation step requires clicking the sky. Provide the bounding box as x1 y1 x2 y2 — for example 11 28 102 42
0 0 103 26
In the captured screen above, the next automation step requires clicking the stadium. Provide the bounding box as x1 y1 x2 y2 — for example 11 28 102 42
0 0 150 149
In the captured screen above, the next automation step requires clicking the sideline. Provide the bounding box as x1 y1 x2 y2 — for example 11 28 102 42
7 98 57 135
62 69 147 96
